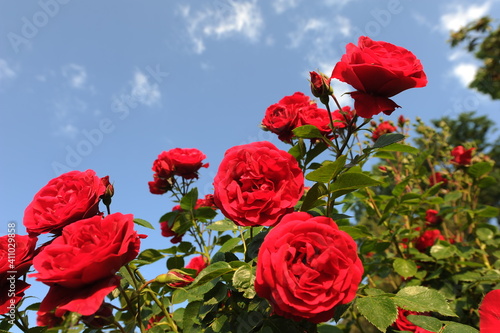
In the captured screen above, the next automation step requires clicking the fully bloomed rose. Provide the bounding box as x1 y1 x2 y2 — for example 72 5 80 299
392 308 433 333
0 234 37 314
30 213 144 319
262 92 333 143
213 141 304 227
23 170 106 236
479 289 500 332
451 145 475 165
152 148 208 180
255 212 363 323
331 36 427 118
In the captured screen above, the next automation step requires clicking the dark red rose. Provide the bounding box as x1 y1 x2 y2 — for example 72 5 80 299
372 121 397 141
331 36 427 118
331 106 355 129
414 229 444 252
255 212 363 323
81 303 114 328
429 172 448 186
261 92 307 143
148 176 172 195
152 151 174 179
23 170 106 236
299 104 332 137
451 146 475 165
0 234 37 314
167 148 209 179
479 289 500 332
425 209 442 226
30 213 144 317
159 220 184 244
213 141 304 227
392 308 433 333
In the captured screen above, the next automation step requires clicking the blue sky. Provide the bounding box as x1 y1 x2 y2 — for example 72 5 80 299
1 0 500 326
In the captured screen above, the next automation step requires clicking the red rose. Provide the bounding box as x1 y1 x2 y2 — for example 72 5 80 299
479 289 500 332
414 229 444 252
392 308 433 333
159 220 184 244
372 121 397 141
299 104 332 137
331 106 355 129
429 172 448 186
331 36 427 118
425 209 442 226
213 141 304 227
23 170 106 236
0 234 37 314
30 213 144 317
148 176 172 195
451 146 475 165
152 148 208 180
255 212 363 323
261 92 307 143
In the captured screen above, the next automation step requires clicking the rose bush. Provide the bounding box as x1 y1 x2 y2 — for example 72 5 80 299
213 141 304 226
23 169 106 236
4 36 498 333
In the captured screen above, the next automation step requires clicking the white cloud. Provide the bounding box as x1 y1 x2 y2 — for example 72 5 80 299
178 1 264 54
273 0 301 14
440 1 491 32
130 70 161 106
62 63 87 89
452 63 478 87
0 59 16 82
289 15 352 75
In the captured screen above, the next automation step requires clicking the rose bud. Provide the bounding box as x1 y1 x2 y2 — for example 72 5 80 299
309 71 332 104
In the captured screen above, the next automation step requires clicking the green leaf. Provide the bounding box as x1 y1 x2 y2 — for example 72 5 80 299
188 262 235 289
407 315 443 332
306 155 347 183
218 237 241 253
444 191 462 202
301 182 328 211
356 296 398 332
134 218 155 229
167 256 185 270
394 286 457 317
288 138 306 160
377 143 419 154
372 133 405 149
478 176 497 188
330 172 381 199
206 219 238 232
339 226 372 239
476 227 494 241
476 205 500 218
430 242 456 260
195 207 218 220
305 141 328 165
441 321 479 333
293 124 324 138
180 187 199 211
232 264 256 298
393 258 418 279
183 301 202 332
137 249 164 265
467 162 492 178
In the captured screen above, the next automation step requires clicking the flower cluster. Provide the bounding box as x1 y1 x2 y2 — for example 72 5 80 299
4 170 145 326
